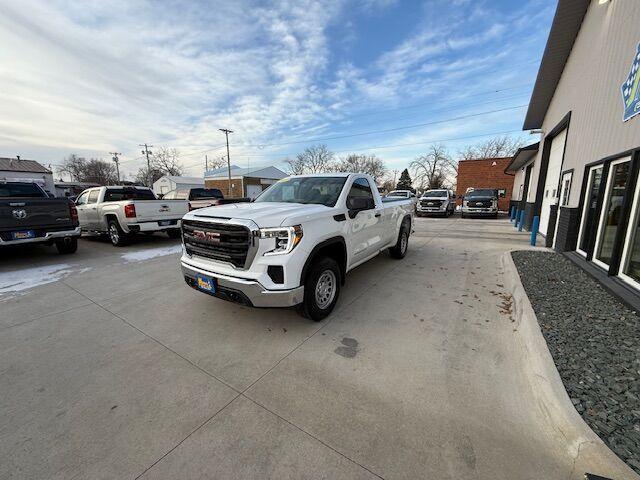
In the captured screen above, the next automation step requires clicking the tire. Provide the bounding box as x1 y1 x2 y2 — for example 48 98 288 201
166 229 181 239
298 257 341 321
55 237 78 254
389 224 409 259
107 219 130 247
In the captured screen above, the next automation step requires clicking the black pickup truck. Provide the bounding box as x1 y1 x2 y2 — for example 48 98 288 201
0 181 81 254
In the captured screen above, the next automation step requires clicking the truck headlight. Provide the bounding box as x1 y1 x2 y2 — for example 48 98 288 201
260 225 303 256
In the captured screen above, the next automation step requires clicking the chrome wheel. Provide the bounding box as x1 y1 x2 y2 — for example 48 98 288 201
109 223 119 245
315 270 337 310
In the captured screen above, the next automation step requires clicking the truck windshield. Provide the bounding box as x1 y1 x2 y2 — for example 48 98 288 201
104 188 156 201
423 191 447 197
254 176 347 207
0 183 45 198
466 189 495 198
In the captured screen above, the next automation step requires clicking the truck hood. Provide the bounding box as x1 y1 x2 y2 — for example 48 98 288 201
465 196 495 201
185 202 334 228
419 196 448 201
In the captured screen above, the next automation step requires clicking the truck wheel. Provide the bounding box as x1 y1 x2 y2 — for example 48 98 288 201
108 219 130 247
390 225 409 259
298 257 341 321
55 237 78 254
166 229 181 239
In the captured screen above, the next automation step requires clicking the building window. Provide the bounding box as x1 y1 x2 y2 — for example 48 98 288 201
593 158 631 268
577 165 603 256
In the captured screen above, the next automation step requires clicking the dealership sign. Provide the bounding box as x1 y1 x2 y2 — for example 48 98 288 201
621 42 640 122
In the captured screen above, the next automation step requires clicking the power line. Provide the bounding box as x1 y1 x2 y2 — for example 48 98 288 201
235 104 528 149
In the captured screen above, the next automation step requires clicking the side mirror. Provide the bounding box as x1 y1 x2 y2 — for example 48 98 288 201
347 196 374 218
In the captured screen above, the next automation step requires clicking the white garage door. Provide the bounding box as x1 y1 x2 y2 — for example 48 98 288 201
539 129 567 235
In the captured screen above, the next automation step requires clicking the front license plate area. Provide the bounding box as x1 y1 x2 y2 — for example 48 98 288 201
12 230 35 240
195 274 216 294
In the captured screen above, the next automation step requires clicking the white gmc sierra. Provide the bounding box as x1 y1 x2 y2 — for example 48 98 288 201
180 173 414 320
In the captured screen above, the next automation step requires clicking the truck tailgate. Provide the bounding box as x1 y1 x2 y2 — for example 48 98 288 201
0 198 73 233
130 200 188 221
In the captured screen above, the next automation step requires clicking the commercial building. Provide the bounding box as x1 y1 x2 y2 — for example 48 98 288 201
153 175 204 196
0 157 55 194
506 0 640 297
204 165 286 198
456 157 513 211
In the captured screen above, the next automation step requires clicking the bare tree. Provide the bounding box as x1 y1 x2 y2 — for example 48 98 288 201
57 154 117 184
458 135 525 161
285 144 335 174
334 154 387 183
135 166 164 186
410 144 457 190
152 147 184 176
58 154 87 182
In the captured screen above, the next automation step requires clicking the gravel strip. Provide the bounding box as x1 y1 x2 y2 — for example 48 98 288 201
512 251 640 474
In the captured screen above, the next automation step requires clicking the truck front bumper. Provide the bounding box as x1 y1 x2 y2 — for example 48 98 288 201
181 260 304 308
0 226 81 246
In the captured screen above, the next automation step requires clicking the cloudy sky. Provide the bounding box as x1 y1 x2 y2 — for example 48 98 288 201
0 0 556 179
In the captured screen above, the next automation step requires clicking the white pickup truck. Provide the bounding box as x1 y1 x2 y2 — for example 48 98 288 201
75 186 189 246
180 173 414 320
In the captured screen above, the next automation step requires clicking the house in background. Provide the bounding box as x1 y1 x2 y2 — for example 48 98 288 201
0 157 55 194
455 157 513 211
204 165 286 198
153 175 204 196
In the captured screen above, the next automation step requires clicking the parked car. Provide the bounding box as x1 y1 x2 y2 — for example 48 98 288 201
75 186 189 246
0 180 80 254
416 189 455 216
180 173 414 320
461 188 499 218
161 187 251 210
385 190 416 200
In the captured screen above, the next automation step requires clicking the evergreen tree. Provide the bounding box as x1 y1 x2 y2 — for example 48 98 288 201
396 168 413 191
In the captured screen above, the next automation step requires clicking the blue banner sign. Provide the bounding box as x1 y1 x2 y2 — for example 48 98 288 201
621 42 640 122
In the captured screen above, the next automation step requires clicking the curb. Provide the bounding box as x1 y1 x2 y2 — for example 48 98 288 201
501 251 639 480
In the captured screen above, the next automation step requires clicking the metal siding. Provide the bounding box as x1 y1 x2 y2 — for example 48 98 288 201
528 0 640 209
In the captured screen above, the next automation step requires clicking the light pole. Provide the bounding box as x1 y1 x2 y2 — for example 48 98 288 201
219 129 233 196
110 152 122 182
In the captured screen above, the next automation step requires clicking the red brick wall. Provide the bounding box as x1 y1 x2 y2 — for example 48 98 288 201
455 157 513 211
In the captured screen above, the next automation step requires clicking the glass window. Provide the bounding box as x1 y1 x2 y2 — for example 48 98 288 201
466 189 495 198
578 166 603 253
254 176 347 207
190 188 223 200
595 161 630 266
348 178 374 200
75 192 89 205
621 192 640 284
0 182 45 198
103 188 156 201
87 190 99 203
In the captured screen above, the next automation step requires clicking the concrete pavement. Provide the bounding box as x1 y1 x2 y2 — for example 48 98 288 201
0 218 634 479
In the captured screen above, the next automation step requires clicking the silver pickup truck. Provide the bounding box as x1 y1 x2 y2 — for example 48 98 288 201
75 186 189 246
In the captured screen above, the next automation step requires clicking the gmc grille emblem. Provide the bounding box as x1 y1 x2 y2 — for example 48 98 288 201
193 230 220 243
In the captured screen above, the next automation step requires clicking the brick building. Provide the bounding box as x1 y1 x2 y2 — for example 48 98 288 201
204 165 286 199
455 157 513 211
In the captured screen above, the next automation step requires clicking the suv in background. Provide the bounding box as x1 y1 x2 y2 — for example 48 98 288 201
416 189 455 216
461 188 499 218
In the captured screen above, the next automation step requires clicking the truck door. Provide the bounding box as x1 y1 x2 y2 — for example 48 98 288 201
345 177 384 267
75 191 90 229
85 189 101 230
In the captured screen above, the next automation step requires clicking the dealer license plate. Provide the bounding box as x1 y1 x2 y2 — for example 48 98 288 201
195 274 216 294
12 230 35 240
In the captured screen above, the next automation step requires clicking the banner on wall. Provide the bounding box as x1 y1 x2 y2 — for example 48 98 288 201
621 42 640 122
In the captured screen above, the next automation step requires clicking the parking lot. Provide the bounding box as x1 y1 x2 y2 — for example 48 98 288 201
0 217 609 479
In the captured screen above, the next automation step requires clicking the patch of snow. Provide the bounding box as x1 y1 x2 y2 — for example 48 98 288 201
0 264 90 296
121 245 182 262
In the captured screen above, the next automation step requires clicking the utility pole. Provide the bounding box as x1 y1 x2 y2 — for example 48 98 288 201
139 144 153 187
110 152 122 182
205 154 208 173
219 129 233 196
393 169 398 186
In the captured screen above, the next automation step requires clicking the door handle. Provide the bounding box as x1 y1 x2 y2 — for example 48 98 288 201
375 213 381 218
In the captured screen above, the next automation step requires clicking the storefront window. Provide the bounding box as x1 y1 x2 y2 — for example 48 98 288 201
578 166 603 253
595 161 630 266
